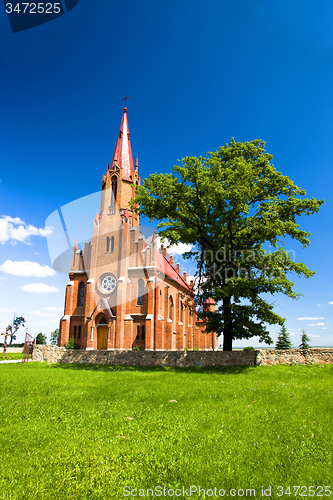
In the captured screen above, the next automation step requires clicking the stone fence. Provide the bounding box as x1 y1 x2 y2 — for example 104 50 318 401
32 345 333 367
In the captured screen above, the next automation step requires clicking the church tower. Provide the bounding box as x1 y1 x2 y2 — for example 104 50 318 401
58 106 218 352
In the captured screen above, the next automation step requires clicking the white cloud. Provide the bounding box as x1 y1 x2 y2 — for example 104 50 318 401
322 327 328 330
308 334 321 338
21 283 59 293
0 216 52 245
308 323 325 327
0 307 16 313
298 317 325 321
329 302 333 305
157 237 192 255
43 307 63 311
0 260 56 277
36 319 60 326
29 310 61 317
317 304 323 307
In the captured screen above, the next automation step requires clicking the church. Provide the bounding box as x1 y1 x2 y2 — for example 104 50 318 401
58 106 218 351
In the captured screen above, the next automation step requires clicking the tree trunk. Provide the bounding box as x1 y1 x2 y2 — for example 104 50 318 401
223 333 233 351
223 296 233 351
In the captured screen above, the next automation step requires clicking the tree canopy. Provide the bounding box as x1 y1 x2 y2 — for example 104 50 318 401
50 328 59 346
131 139 324 350
36 333 47 345
6 315 26 345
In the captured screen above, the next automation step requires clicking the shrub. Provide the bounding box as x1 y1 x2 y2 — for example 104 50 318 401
64 337 79 349
132 346 140 351
243 346 255 351
193 347 199 351
184 347 189 351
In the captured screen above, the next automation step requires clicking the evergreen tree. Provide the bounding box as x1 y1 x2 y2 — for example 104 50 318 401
35 332 47 345
275 324 293 349
299 329 311 349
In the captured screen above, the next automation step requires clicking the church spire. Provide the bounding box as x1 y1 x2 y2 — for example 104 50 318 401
111 107 134 181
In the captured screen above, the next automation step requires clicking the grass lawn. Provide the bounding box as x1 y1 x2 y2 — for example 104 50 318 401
0 353 23 361
0 363 332 499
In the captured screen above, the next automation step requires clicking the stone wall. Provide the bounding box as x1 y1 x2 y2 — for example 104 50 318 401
32 345 333 367
256 348 333 366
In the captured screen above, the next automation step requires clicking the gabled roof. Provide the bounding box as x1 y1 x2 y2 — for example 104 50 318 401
88 298 116 321
156 252 193 293
111 107 134 181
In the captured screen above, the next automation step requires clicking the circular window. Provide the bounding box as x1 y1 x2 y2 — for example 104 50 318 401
100 274 117 294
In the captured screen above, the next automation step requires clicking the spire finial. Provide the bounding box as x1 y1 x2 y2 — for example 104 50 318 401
122 94 130 108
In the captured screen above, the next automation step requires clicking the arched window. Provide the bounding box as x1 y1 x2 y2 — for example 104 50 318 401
111 176 117 206
137 278 144 305
180 302 183 323
99 317 107 325
169 296 174 321
110 236 114 253
106 236 110 253
74 325 77 339
136 325 140 340
77 282 85 307
78 326 81 339
159 290 162 310
142 326 145 342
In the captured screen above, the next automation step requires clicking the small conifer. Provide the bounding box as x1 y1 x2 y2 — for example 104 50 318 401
275 323 293 349
299 329 311 349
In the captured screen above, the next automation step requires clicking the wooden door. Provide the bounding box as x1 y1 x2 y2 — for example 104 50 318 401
97 326 108 350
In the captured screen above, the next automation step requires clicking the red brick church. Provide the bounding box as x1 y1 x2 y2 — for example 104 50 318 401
58 107 217 351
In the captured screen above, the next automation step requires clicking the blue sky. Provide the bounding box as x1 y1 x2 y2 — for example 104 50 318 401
0 0 332 346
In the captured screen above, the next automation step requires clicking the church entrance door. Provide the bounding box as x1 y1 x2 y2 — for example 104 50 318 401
97 326 108 350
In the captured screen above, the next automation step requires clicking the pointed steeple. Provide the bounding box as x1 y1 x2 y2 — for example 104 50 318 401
111 107 134 181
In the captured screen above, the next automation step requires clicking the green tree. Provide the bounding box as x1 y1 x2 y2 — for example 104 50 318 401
131 139 323 350
275 324 293 349
50 328 59 345
299 329 311 349
6 315 26 345
35 332 47 345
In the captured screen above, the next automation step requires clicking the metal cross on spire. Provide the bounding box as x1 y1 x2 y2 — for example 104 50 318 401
122 94 130 107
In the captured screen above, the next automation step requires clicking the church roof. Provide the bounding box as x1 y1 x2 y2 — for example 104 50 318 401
203 297 216 305
156 252 193 293
111 107 134 181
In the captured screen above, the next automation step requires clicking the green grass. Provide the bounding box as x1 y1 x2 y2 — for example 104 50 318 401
0 363 332 499
0 353 23 361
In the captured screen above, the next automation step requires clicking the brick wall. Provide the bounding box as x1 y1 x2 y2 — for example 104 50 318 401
32 345 333 366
